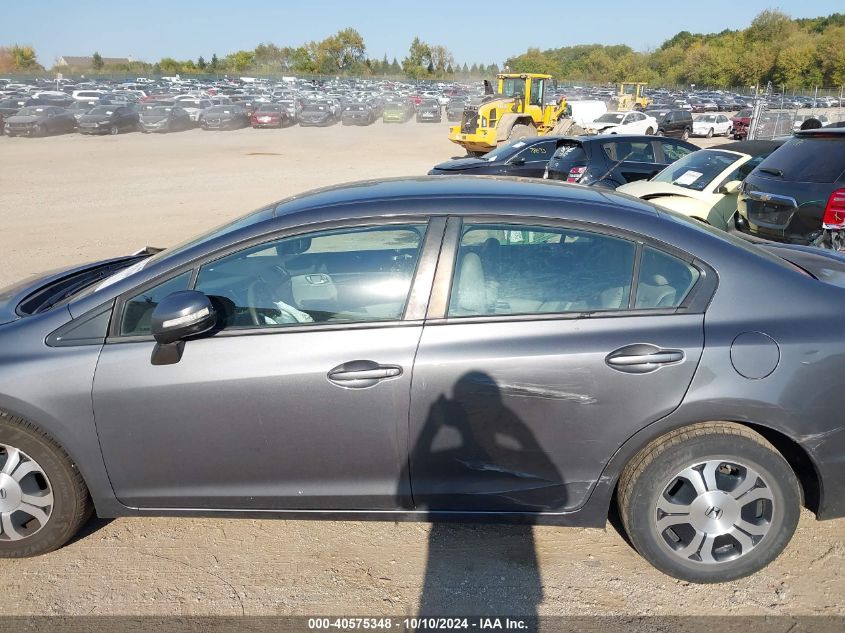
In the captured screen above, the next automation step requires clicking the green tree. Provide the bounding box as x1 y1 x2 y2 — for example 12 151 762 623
209 53 219 72
403 36 432 78
92 51 104 70
197 56 207 70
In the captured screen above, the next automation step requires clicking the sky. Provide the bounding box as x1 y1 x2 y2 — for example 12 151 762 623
2 0 843 69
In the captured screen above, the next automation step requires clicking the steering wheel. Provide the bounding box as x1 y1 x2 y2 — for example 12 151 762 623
246 278 279 326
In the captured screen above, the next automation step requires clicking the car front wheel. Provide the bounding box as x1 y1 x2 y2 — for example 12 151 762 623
0 413 92 557
617 422 800 583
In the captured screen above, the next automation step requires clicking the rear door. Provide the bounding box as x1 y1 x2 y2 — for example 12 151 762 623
603 139 663 185
409 218 707 512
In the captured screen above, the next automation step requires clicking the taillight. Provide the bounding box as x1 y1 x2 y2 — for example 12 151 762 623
567 166 586 183
822 188 845 229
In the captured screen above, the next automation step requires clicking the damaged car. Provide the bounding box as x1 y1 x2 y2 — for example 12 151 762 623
2 177 844 585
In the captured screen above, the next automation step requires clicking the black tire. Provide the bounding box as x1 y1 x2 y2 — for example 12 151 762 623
645 127 654 135
509 123 537 141
617 422 800 583
706 128 714 138
0 412 92 557
109 125 119 136
682 128 690 140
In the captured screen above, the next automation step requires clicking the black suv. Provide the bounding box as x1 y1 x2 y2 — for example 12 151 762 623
647 109 693 139
736 129 845 249
545 134 699 188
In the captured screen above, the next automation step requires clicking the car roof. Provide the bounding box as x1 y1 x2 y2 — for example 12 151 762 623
709 140 784 156
272 176 659 219
795 128 845 138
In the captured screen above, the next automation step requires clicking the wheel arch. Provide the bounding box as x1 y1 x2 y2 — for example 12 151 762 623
587 418 824 524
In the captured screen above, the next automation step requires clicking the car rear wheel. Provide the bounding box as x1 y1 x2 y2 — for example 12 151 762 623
706 128 714 138
682 129 690 140
617 422 800 583
646 127 654 135
109 125 119 135
0 413 92 557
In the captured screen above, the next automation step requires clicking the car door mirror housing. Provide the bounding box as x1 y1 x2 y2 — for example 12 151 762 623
150 290 216 345
719 180 742 195
509 157 526 166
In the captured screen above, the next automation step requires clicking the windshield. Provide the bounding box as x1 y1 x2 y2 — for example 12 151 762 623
501 77 526 98
697 115 716 123
480 139 532 162
303 104 327 112
652 150 740 191
146 106 172 115
207 106 233 114
17 107 47 116
595 113 624 123
89 106 114 115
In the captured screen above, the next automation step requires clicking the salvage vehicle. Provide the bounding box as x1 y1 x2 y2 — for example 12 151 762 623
445 98 467 122
416 99 442 123
0 98 27 134
138 106 193 133
341 103 376 126
200 105 250 131
178 98 212 123
3 106 75 137
251 104 290 129
545 135 698 188
298 102 336 127
618 141 784 229
77 105 140 135
731 109 752 140
448 73 569 154
429 137 566 178
692 114 733 138
66 100 98 127
1 176 844 585
615 82 652 111
736 128 845 249
648 109 693 139
589 111 658 135
382 101 413 123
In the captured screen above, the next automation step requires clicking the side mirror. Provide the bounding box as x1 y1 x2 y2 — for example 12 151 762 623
150 290 216 345
509 157 526 166
719 180 742 195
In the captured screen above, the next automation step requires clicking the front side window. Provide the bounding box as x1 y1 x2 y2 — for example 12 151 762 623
193 224 427 329
120 272 192 336
448 224 636 317
515 140 557 161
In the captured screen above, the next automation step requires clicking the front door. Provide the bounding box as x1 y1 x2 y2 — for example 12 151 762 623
409 221 706 513
93 222 436 511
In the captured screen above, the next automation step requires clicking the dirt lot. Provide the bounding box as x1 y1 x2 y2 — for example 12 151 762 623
0 121 842 617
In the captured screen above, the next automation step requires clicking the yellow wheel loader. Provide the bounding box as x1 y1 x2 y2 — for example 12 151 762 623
615 82 652 111
448 73 570 155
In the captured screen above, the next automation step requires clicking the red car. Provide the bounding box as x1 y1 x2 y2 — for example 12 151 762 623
250 104 289 129
731 109 752 139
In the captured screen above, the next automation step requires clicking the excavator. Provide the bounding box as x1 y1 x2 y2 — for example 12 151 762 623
448 73 580 155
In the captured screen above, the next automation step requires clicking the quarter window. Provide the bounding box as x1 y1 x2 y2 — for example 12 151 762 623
635 247 700 309
193 224 427 330
448 224 636 317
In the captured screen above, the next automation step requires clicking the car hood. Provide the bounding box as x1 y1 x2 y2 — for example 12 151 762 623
0 255 147 325
5 115 39 123
591 121 619 131
430 157 488 172
79 114 111 123
141 115 168 122
760 243 845 288
618 181 712 201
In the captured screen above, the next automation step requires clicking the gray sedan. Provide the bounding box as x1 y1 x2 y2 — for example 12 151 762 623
0 177 843 583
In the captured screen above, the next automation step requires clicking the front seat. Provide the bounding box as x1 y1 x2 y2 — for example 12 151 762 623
450 252 488 315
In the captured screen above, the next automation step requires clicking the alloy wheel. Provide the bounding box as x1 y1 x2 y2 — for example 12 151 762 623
0 443 54 541
655 459 774 565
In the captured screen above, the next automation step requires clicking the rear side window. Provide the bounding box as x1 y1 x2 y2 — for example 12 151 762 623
635 247 699 309
603 141 655 163
659 140 695 163
755 137 845 183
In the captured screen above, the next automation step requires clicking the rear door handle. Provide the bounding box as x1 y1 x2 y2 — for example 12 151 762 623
607 352 684 366
606 345 684 374
328 360 402 388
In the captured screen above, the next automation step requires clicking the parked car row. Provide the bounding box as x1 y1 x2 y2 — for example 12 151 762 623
429 127 845 255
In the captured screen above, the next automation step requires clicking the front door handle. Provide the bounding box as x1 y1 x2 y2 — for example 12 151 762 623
606 344 684 374
328 360 402 388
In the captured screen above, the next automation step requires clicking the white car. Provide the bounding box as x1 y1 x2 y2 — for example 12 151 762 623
616 140 783 229
589 111 658 135
178 99 212 122
71 89 106 101
692 114 732 138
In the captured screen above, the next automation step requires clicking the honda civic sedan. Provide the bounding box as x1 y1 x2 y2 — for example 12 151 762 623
1 177 843 583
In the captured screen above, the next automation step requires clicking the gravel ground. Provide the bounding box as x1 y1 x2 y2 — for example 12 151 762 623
0 120 842 616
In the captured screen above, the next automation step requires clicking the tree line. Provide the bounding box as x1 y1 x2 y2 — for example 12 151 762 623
505 11 845 89
0 30 499 80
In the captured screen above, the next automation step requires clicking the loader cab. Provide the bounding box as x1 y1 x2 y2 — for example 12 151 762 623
498 74 548 111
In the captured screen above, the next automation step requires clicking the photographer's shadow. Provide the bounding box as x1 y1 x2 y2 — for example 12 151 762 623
411 371 565 617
